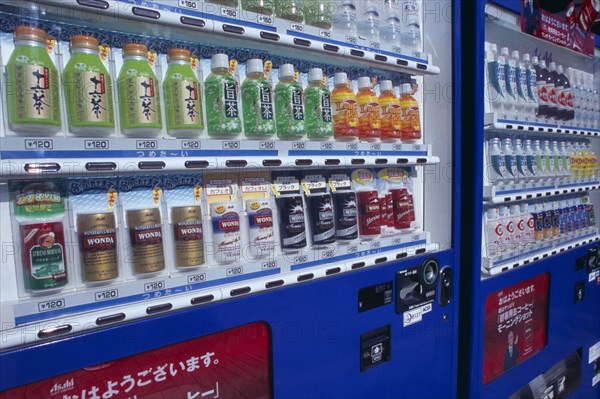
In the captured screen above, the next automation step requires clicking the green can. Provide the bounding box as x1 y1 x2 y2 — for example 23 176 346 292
241 59 276 138
204 54 242 137
275 64 305 139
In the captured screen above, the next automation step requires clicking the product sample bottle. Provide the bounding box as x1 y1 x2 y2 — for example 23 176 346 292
172 206 205 268
523 53 539 117
356 76 381 140
379 80 402 140
6 26 61 134
304 0 332 29
487 43 506 113
357 0 380 43
547 62 559 119
275 0 305 22
127 208 166 274
381 0 401 47
163 48 203 137
502 138 517 183
117 43 162 136
63 35 115 135
241 0 274 15
332 0 357 38
303 68 334 139
206 0 239 8
400 0 421 50
276 195 307 249
77 212 119 283
534 57 549 118
331 72 358 140
399 83 421 140
501 47 517 115
205 53 242 137
241 58 276 138
275 63 305 139
489 137 507 184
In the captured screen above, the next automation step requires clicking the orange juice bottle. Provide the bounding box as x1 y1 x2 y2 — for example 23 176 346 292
331 72 358 140
399 83 421 140
379 80 402 141
356 76 381 141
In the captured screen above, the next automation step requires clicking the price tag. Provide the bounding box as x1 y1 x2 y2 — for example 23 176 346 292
258 15 273 25
25 139 53 150
319 30 331 38
290 23 304 32
220 7 238 18
178 0 198 9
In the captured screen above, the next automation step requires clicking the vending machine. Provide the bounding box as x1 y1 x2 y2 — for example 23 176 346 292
0 0 459 398
460 0 600 398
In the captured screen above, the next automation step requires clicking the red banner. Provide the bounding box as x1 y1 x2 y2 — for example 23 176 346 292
1 322 272 399
483 273 550 384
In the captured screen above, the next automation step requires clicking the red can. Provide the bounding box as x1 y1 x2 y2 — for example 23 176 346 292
392 189 415 230
385 193 394 229
577 0 600 32
357 190 380 237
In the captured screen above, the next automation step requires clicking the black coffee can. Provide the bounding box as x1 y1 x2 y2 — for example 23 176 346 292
276 195 307 249
306 193 336 245
332 191 358 240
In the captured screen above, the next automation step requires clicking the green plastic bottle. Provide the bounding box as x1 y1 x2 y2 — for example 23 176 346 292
62 35 115 135
241 58 276 138
275 0 304 22
304 0 332 29
6 26 61 134
241 0 274 15
163 48 204 137
117 43 162 136
206 0 239 8
204 53 242 137
275 63 305 139
304 68 333 139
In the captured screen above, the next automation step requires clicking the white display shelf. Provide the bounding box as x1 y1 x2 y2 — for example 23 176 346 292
0 231 436 349
484 180 600 204
485 113 600 137
482 228 599 276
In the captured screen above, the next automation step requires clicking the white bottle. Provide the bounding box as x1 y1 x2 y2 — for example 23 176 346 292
551 141 563 178
501 47 517 115
514 138 530 182
489 137 507 184
499 206 513 250
487 43 506 113
400 0 421 50
560 141 571 179
515 52 528 116
520 203 535 245
357 0 380 44
381 0 401 47
484 207 504 258
502 138 517 183
332 0 358 39
533 139 547 179
510 204 523 248
524 54 539 117
567 68 581 126
542 140 556 179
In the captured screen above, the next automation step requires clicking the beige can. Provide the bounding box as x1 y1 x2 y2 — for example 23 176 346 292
127 208 165 274
77 212 119 283
172 206 205 267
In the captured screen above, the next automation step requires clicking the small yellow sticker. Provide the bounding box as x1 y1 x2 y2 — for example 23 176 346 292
229 58 238 75
147 50 157 67
45 38 56 54
190 56 199 70
264 60 272 79
107 189 117 211
99 44 110 61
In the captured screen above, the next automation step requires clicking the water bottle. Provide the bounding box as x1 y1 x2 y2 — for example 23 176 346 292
332 0 357 39
400 0 421 50
381 0 401 47
357 0 380 44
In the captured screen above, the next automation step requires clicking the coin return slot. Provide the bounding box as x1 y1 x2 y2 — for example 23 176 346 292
396 59 408 66
25 162 61 173
323 44 339 52
222 24 245 34
185 160 209 168
517 126 524 130
375 55 388 62
77 0 109 9
352 262 366 269
260 32 280 41
325 159 341 165
295 159 313 166
326 267 341 275
548 129 553 132
146 303 173 314
416 248 426 254
350 50 365 57
191 294 214 305
538 128 544 132
375 257 387 264
416 63 427 70
266 280 284 289
375 159 388 164
506 125 513 129
85 162 117 171
38 324 73 339
263 159 282 167
132 7 160 19
396 252 408 259
528 127 534 131
96 313 126 326
231 287 251 296
502 267 509 272
351 159 366 165
226 160 248 167
294 38 311 47
397 158 409 164
297 273 314 282
181 16 206 28
138 161 165 170
416 158 428 164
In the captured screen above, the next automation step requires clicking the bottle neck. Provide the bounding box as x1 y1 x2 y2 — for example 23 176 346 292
168 60 189 66
124 55 148 62
308 80 321 87
211 67 230 75
279 76 295 83
247 72 264 80
15 39 46 48
72 48 99 55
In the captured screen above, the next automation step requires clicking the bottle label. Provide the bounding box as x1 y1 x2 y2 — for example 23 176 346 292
172 80 201 126
321 91 332 122
247 199 274 255
526 155 538 176
291 87 304 121
124 76 159 124
381 103 402 130
211 203 241 263
487 61 505 99
74 71 111 123
260 85 274 120
358 100 381 129
566 90 574 108
517 154 529 177
516 68 528 101
505 154 516 177
527 70 538 101
548 84 557 105
21 222 68 290
332 97 359 127
504 64 516 99
223 81 239 118
538 82 549 104
563 155 571 174
16 64 60 122
491 155 507 179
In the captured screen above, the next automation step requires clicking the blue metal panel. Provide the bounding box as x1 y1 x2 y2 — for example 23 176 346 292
0 251 457 399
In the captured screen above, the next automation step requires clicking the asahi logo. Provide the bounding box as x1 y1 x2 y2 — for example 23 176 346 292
50 378 74 395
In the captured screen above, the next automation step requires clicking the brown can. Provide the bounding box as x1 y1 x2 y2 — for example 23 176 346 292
127 208 165 274
172 206 205 268
77 212 119 283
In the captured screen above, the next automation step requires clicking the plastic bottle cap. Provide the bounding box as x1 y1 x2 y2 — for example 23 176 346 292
211 53 229 70
523 53 531 62
539 60 546 68
549 62 556 71
14 26 47 43
308 68 323 82
500 47 509 56
380 80 393 92
279 64 295 79
515 139 522 145
358 77 371 89
532 56 539 64
487 208 498 218
400 83 413 94
511 50 519 59
334 72 348 85
556 65 563 74
123 43 148 57
490 43 498 52
502 138 512 146
167 48 191 62
246 58 264 75
70 35 99 50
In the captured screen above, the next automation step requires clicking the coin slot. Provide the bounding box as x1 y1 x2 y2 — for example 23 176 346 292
375 257 387 264
323 44 339 52
352 262 366 269
266 280 284 289
146 303 173 314
297 273 314 282
396 59 408 66
77 0 109 9
325 159 340 165
180 16 206 28
38 324 73 339
293 38 311 47
416 63 427 70
138 161 165 170
351 159 366 165
326 267 341 275
260 32 280 41
375 55 388 62
230 287 251 296
96 313 126 326
191 294 214 305
185 160 210 168
396 158 409 164
86 162 117 171
350 49 365 57
226 160 248 167
416 248 426 254
375 158 388 164
396 252 408 259
262 159 282 166
295 159 313 166
222 24 245 34
132 7 160 19
25 162 61 173
416 158 427 164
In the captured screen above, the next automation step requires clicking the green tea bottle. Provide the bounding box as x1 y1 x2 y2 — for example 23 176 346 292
241 58 276 138
241 0 274 15
275 0 304 22
304 68 333 139
204 53 242 137
275 63 305 139
163 48 204 137
63 35 115 135
6 26 61 134
304 0 332 29
117 43 162 136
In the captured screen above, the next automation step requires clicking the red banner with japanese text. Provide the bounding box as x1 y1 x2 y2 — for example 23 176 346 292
0 322 272 399
483 273 550 384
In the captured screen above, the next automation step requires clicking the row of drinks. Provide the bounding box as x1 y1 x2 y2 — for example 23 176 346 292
10 168 416 293
488 138 598 185
5 27 421 141
484 196 595 258
208 0 422 50
486 43 599 129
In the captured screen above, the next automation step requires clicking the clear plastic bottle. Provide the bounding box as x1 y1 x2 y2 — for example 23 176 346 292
332 0 357 39
275 0 305 22
542 140 556 179
514 139 530 182
484 207 503 258
560 142 571 179
591 77 600 130
523 54 538 118
556 65 572 121
304 0 333 29
568 69 583 126
523 139 538 180
303 68 334 139
357 0 380 44
356 76 380 141
534 140 548 179
241 58 276 138
204 53 242 137
551 141 563 178
400 0 421 50
569 142 582 180
499 206 513 250
514 51 528 116
489 138 507 184
501 47 517 115
331 72 359 140
379 80 402 141
520 203 534 245
274 63 305 139
502 138 517 183
381 0 401 47
398 83 421 140
487 43 506 113
535 59 550 118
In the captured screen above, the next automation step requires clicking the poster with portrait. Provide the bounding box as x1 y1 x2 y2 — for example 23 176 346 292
483 273 550 384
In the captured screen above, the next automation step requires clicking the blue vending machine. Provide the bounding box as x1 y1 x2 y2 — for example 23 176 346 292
460 0 600 398
0 0 460 398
